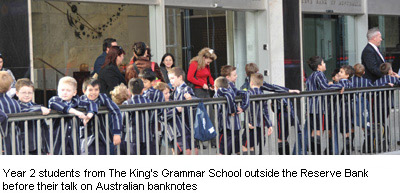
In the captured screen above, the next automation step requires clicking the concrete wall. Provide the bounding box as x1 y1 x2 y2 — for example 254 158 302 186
32 1 150 76
368 0 400 16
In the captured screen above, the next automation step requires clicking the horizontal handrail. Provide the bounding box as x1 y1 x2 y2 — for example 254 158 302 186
34 57 66 76
6 85 400 121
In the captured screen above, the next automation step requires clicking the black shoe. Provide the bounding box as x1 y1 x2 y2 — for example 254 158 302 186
278 142 290 155
310 136 322 155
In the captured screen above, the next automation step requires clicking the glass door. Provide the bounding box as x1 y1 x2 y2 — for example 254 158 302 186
303 14 356 80
165 8 226 77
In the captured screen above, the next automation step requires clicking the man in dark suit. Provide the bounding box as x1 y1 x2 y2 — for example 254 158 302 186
92 38 117 77
362 27 385 82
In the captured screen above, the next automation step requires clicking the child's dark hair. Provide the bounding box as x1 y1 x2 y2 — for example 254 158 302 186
380 62 392 75
214 77 229 89
307 56 323 71
245 63 259 77
220 65 237 77
331 68 340 78
341 65 355 79
128 78 144 95
82 78 101 91
139 68 156 82
354 63 365 77
132 42 147 57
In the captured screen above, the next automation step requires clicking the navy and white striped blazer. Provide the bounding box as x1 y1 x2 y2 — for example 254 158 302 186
248 87 272 128
0 93 21 154
214 88 241 131
19 101 49 153
350 76 373 88
122 95 153 143
229 82 250 111
306 71 343 114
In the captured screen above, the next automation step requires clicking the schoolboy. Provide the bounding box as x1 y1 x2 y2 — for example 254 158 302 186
336 65 354 154
122 78 155 155
221 65 250 110
221 65 239 92
374 63 400 129
240 63 259 91
0 72 21 155
168 67 196 154
15 78 50 155
0 109 7 139
80 78 122 155
305 56 343 154
350 63 373 152
375 62 400 86
154 82 189 154
242 73 273 154
351 64 373 88
242 63 300 154
48 76 98 155
110 83 130 155
140 68 165 103
330 68 340 84
214 77 245 155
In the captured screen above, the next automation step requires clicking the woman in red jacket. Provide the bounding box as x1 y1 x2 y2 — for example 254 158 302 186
187 47 217 98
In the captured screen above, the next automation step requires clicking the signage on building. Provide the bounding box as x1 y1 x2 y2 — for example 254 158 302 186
165 0 265 10
62 0 159 5
302 0 364 14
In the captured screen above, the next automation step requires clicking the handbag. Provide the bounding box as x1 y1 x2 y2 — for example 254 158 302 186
194 102 216 141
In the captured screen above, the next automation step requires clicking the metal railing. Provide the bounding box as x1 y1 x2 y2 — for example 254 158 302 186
34 58 66 107
1 86 400 155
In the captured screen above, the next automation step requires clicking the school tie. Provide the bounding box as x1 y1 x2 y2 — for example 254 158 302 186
374 46 385 63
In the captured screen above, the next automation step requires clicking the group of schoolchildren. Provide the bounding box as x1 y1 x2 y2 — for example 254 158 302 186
0 59 300 155
305 56 399 155
1 54 398 155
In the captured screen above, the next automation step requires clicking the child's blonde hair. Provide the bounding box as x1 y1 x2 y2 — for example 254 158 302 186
16 78 34 92
58 76 77 90
250 73 264 87
0 72 13 93
214 77 229 89
154 82 169 92
110 83 130 105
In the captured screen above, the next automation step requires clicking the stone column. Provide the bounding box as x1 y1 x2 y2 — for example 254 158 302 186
149 0 166 64
355 0 368 63
265 0 285 86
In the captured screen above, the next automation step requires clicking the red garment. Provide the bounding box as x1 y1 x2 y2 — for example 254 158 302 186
187 61 214 88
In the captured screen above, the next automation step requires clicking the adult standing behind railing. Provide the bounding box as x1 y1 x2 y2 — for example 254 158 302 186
362 27 385 82
187 48 216 98
98 46 126 97
160 53 176 89
92 38 117 78
0 53 17 98
125 42 164 84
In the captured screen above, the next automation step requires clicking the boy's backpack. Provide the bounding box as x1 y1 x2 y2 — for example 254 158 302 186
194 102 216 141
